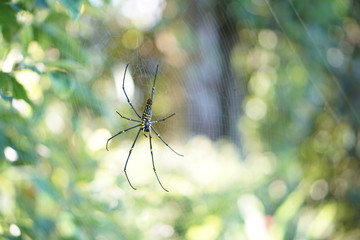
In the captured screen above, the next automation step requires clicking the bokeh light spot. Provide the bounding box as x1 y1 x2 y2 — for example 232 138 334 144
268 179 287 199
28 41 45 61
45 105 66 134
249 70 273 97
151 223 174 238
258 29 278 50
119 0 165 30
342 126 355 150
45 48 60 61
16 10 33 25
122 29 144 49
238 194 269 240
245 97 267 120
2 48 23 73
186 215 222 240
52 168 69 189
87 128 111 151
326 48 344 68
12 99 32 117
155 31 178 54
4 146 18 162
15 69 42 102
310 179 329 200
36 144 51 158
9 224 21 237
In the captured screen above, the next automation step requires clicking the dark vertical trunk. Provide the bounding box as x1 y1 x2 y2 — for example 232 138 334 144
186 1 243 147
216 2 242 146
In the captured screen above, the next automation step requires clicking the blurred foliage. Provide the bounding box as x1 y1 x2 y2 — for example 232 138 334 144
1 0 360 240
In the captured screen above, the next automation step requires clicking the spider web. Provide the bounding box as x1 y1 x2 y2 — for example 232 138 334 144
265 0 358 124
93 0 360 150
82 0 359 193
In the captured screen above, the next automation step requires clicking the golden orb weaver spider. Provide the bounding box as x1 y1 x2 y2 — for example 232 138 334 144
106 64 183 192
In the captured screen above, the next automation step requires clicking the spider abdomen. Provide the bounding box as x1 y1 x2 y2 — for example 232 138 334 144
143 120 150 132
141 101 153 132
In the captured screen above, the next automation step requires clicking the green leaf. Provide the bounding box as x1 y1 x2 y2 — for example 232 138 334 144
41 23 87 65
43 60 82 72
48 71 75 99
59 0 83 20
19 25 34 50
0 2 20 42
0 71 30 102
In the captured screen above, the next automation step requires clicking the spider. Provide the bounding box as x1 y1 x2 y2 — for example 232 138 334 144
106 64 183 192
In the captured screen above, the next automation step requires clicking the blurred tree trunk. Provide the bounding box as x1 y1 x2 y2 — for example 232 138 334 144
186 1 243 148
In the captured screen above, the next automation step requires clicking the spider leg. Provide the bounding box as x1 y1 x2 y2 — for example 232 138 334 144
124 128 142 190
150 65 159 100
149 131 169 192
116 111 141 122
151 126 184 157
106 124 141 151
150 113 175 124
122 64 141 119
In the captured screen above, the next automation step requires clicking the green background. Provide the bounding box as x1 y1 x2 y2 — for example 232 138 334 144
1 0 360 239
